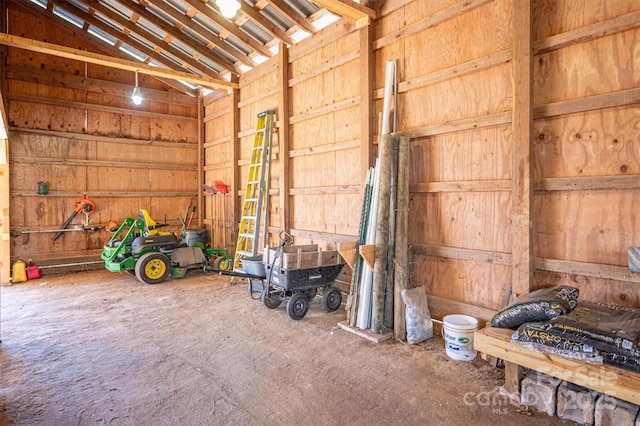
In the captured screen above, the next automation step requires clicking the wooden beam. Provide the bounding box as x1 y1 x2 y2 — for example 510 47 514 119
230 74 240 256
127 0 240 74
277 42 290 233
0 33 237 91
311 0 376 27
7 93 197 122
359 21 374 178
268 1 317 35
533 258 640 284
143 0 255 68
511 0 533 300
5 65 197 107
197 93 205 229
240 3 295 46
13 0 198 96
534 9 640 54
74 0 221 80
183 0 273 58
374 0 492 50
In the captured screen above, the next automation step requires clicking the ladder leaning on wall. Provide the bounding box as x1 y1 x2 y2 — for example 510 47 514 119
233 110 275 271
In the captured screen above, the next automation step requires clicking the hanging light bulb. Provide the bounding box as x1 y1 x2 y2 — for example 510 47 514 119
131 69 143 106
216 0 241 19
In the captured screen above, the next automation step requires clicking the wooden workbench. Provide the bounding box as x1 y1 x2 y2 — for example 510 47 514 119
474 327 640 405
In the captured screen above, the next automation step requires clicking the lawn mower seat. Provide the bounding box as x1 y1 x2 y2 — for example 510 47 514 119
139 209 172 237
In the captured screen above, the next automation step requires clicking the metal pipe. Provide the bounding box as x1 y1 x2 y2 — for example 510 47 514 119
39 261 104 269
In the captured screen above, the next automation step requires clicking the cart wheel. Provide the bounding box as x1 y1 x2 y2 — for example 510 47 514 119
322 287 342 312
135 252 170 285
303 288 317 301
262 290 282 309
287 292 309 320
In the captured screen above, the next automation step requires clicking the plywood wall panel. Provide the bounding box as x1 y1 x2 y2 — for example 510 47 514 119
291 152 336 188
9 100 85 132
534 270 639 308
290 74 334 116
534 28 640 106
533 106 640 179
334 192 361 236
412 125 513 183
404 0 511 79
533 0 640 40
414 254 511 311
291 194 336 234
290 114 334 150
401 63 512 129
335 147 360 186
411 192 512 253
334 105 360 142
534 190 638 266
87 111 151 140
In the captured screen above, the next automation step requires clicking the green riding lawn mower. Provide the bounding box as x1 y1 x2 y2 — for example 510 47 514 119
101 209 231 284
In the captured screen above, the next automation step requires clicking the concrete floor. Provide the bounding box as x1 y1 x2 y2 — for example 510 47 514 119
0 270 570 425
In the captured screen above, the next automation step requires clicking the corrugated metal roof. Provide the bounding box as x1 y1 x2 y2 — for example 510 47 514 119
27 0 349 91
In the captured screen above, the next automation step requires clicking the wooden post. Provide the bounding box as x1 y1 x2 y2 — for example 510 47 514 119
359 17 375 180
511 0 533 300
383 138 398 329
371 134 394 333
393 135 410 341
277 42 290 234
197 93 204 229
230 74 240 258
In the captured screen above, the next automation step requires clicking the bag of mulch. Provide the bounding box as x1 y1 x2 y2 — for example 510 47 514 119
401 287 434 344
490 286 579 329
543 301 640 359
511 321 602 363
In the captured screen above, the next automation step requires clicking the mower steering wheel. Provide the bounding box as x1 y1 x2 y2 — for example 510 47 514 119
279 230 294 246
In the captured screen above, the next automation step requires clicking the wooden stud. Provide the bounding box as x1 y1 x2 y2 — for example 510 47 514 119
511 0 533 301
359 21 374 179
277 42 290 234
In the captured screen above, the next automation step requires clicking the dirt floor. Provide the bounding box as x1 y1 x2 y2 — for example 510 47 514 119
0 269 571 425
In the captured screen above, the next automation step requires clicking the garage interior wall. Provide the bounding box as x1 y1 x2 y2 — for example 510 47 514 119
2 0 640 322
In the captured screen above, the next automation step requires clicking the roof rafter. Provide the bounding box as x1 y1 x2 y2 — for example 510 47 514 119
124 0 240 75
267 0 317 34
238 2 295 46
0 32 237 91
311 0 376 27
140 0 255 69
79 0 221 79
182 0 273 58
17 0 196 96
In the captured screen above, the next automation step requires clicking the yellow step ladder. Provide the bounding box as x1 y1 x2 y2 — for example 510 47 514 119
233 111 275 271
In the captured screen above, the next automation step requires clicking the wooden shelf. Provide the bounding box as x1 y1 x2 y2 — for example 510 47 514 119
474 327 640 405
337 241 375 271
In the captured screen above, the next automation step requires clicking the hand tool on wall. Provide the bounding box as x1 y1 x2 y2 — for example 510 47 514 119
52 193 96 241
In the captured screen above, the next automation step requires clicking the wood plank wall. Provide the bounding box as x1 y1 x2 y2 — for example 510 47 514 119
204 18 365 260
4 3 199 276
205 0 640 322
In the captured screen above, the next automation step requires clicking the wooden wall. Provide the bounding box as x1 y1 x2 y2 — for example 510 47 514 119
4 3 199 276
204 18 368 264
5 0 639 323
205 0 640 323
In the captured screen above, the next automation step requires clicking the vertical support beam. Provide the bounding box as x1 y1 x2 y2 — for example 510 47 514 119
359 16 375 179
230 74 240 255
197 92 204 229
277 42 290 233
511 0 533 300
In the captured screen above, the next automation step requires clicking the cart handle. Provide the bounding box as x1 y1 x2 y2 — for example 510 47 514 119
279 230 294 247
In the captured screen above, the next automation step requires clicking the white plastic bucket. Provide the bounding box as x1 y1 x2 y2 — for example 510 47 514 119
442 314 478 361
